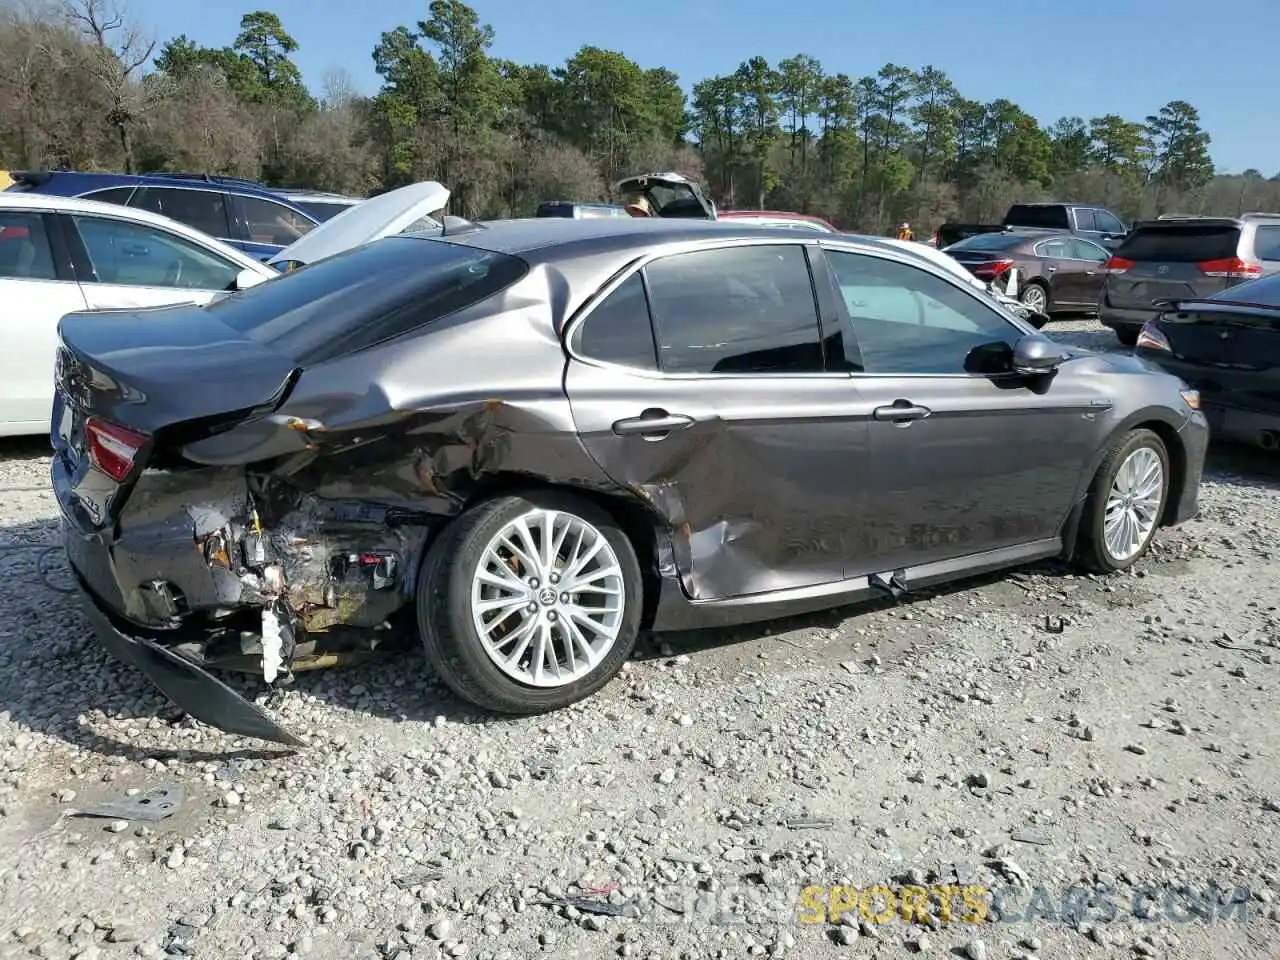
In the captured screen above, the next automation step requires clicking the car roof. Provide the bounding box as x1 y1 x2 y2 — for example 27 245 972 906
0 191 271 272
427 217 979 278
8 169 319 208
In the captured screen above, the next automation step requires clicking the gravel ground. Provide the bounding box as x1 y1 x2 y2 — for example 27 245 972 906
1 318 1278 960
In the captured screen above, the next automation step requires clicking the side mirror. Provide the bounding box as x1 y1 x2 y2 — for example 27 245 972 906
1012 335 1068 376
234 267 267 291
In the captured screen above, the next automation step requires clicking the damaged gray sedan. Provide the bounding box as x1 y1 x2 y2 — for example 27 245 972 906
53 217 1208 745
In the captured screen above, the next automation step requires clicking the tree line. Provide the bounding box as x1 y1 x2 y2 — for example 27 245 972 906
3 0 1279 233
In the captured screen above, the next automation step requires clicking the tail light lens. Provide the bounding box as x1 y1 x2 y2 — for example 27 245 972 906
85 417 147 482
1102 256 1135 274
1197 256 1261 278
1135 322 1172 353
973 257 1014 278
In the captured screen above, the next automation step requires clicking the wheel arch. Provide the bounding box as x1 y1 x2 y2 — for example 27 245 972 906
442 473 667 628
1076 409 1188 527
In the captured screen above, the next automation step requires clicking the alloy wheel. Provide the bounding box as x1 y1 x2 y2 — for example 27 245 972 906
1103 446 1164 562
469 508 625 687
1020 285 1047 313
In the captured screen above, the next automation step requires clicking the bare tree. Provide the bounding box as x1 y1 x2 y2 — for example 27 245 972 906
59 0 160 171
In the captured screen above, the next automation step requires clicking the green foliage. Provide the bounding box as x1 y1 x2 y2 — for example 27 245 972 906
0 0 1252 226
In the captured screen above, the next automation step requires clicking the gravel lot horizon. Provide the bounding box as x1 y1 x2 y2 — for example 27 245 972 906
1 320 1276 960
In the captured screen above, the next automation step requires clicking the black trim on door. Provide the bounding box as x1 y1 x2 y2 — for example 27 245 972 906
41 212 79 282
53 213 99 283
807 245 864 372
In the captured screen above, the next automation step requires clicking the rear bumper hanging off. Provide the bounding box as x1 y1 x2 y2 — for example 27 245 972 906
73 570 304 747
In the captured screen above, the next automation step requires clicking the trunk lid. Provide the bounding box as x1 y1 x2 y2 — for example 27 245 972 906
1152 301 1280 412
55 304 298 437
53 304 299 524
268 181 450 270
1105 221 1244 309
613 172 717 219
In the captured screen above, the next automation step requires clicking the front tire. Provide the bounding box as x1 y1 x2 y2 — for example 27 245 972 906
417 490 643 714
1074 428 1169 573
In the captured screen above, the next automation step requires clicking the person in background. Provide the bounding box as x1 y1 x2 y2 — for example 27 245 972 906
624 192 653 217
896 221 914 241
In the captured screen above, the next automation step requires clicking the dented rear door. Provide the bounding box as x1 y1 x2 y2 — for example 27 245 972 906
563 242 873 601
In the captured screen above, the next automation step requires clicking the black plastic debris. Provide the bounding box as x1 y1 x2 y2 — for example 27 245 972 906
536 896 640 919
74 785 184 822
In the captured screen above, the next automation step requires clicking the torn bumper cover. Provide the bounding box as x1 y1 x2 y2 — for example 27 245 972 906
72 568 305 747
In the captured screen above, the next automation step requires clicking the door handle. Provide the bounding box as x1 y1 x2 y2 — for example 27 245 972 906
612 410 695 437
1086 270 1097 276
873 401 931 423
1046 265 1057 272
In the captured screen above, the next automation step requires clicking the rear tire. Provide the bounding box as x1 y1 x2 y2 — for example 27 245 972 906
1074 428 1169 573
417 490 643 714
1019 281 1050 316
1115 327 1139 347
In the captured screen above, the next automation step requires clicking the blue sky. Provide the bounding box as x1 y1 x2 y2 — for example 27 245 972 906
127 0 1277 174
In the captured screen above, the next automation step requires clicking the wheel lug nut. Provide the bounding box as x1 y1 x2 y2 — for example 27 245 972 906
560 593 569 603
528 578 539 588
547 612 557 622
550 573 559 584
527 603 537 613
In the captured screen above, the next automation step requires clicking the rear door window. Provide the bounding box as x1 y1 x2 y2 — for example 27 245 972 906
1117 225 1241 263
1069 238 1109 262
235 195 316 246
131 187 231 238
0 211 58 281
1095 210 1126 234
71 215 242 290
1035 238 1072 259
83 186 136 206
1005 205 1069 229
204 236 529 364
641 244 824 374
1073 208 1098 232
572 273 658 370
1252 225 1280 262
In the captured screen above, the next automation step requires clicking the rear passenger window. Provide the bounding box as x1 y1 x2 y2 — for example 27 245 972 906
132 187 230 237
1073 208 1098 232
84 187 135 206
1253 225 1280 261
0 212 58 281
236 196 314 246
574 273 657 369
643 245 823 375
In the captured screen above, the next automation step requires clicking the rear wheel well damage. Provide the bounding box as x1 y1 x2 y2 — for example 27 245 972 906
432 475 663 630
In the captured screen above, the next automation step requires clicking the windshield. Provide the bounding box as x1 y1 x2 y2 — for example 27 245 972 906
948 233 1027 252
205 236 528 364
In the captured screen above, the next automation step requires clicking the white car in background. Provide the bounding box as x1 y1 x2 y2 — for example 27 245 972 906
0 182 450 436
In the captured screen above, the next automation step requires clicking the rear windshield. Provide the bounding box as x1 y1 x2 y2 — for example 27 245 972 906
1004 205 1069 229
947 233 1027 252
1116 225 1241 263
295 200 355 223
204 236 528 364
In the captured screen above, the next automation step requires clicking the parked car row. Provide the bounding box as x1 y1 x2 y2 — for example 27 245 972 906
5 170 364 261
0 182 450 436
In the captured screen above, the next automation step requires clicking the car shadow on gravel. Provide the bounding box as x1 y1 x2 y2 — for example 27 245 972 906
1203 440 1280 490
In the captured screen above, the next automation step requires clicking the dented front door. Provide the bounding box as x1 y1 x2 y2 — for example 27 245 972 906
563 242 872 602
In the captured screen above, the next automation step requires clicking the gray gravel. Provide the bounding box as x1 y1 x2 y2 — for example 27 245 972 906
1 320 1278 960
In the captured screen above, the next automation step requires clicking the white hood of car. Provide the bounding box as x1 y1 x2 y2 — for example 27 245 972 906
268 181 451 269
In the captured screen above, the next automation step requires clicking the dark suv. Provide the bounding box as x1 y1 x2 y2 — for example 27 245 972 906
4 171 360 261
1099 214 1280 345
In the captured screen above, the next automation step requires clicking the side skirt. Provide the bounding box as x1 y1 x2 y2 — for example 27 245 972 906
649 537 1064 633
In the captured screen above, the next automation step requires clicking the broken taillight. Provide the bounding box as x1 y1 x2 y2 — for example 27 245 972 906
84 417 147 482
1135 322 1172 353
